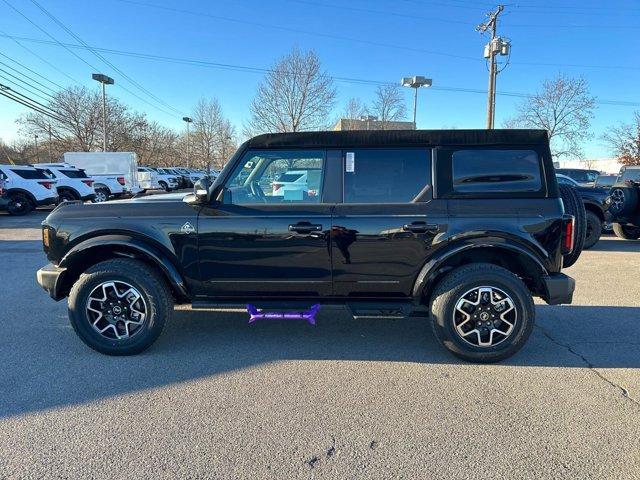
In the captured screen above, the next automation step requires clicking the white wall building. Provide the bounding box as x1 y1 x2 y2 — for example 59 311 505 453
554 158 622 175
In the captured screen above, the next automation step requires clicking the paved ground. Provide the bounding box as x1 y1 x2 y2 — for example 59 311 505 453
1 209 639 479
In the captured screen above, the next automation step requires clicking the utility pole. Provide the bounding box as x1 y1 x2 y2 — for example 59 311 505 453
182 116 193 168
477 5 510 129
92 73 115 151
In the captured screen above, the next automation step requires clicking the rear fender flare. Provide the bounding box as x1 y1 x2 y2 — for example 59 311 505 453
412 241 548 302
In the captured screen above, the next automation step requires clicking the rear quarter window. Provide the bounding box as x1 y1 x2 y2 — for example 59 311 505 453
11 168 49 180
61 169 88 178
451 149 542 194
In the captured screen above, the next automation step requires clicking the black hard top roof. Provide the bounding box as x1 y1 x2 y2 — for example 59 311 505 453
246 129 549 149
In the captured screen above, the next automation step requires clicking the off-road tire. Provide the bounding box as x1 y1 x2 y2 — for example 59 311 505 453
68 258 173 355
559 184 586 268
583 210 602 250
612 223 640 240
429 263 535 363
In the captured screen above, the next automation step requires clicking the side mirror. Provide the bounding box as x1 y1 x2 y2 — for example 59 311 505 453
193 177 211 203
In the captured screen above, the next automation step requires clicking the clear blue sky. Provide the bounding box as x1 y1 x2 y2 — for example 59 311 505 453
1 0 638 158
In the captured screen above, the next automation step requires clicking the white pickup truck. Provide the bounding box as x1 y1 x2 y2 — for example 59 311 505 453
60 152 142 201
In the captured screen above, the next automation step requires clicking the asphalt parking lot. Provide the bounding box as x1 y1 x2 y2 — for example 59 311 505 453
1 209 639 479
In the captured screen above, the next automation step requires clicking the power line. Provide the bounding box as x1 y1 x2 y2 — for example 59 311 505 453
0 61 57 97
0 85 65 122
297 0 640 26
2 26 638 75
0 52 65 92
0 32 637 108
0 28 80 87
1 0 178 118
0 70 54 103
27 0 183 116
114 0 481 62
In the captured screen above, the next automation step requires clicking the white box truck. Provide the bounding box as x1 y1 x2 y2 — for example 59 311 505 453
60 152 143 201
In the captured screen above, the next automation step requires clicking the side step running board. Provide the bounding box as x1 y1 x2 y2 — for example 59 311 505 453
191 300 423 320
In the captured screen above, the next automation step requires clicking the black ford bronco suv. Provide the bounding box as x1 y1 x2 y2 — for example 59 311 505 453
37 130 577 363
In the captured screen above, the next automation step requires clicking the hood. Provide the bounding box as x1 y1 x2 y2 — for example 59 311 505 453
113 192 190 203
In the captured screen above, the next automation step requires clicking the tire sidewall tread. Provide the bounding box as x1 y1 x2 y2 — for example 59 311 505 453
429 263 535 363
68 258 173 355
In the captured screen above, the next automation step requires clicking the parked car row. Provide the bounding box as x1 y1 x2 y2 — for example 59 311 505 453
136 166 214 191
1 150 218 215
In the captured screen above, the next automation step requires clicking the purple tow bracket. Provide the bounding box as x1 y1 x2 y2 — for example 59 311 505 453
247 304 320 325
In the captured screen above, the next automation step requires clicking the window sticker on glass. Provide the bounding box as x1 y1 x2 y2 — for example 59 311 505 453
345 152 355 173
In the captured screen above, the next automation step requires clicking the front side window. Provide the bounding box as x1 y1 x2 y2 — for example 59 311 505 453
452 149 542 194
343 148 431 204
224 150 324 205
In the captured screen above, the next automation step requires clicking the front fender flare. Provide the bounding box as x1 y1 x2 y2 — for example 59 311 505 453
59 234 189 298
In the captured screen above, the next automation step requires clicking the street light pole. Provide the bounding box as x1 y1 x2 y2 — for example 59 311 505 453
401 76 433 129
47 123 52 161
182 117 193 168
92 73 115 151
34 134 39 162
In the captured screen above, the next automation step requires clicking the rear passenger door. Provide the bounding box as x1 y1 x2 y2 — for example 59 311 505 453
331 148 447 298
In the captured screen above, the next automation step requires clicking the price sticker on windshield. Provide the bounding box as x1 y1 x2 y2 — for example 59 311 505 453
345 152 355 173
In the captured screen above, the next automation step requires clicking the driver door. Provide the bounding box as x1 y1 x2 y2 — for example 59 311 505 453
196 149 334 298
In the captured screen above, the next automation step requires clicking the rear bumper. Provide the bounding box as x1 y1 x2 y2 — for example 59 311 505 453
541 273 575 305
35 195 59 206
36 263 67 301
80 193 96 202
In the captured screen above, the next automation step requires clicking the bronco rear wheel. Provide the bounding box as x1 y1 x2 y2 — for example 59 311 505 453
429 263 535 363
68 258 173 355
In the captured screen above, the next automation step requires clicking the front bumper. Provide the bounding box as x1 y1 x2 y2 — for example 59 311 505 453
541 273 575 305
36 263 67 301
36 195 59 206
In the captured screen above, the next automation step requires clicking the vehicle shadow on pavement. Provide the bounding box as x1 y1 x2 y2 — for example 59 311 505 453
590 237 640 252
2 302 638 419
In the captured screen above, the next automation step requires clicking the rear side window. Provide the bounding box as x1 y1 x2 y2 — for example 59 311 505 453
61 169 88 178
343 148 431 203
452 150 542 194
11 168 48 180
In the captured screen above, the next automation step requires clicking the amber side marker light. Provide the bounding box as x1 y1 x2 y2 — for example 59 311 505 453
42 227 50 249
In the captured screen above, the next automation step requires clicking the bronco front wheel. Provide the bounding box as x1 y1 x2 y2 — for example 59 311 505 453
429 263 535 363
68 258 173 355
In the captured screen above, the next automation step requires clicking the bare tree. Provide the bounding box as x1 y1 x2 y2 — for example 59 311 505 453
342 97 368 120
370 84 407 129
602 111 640 166
18 86 150 155
246 48 337 134
191 98 237 170
504 73 596 159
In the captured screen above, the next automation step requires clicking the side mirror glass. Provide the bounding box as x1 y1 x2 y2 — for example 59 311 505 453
193 177 211 203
